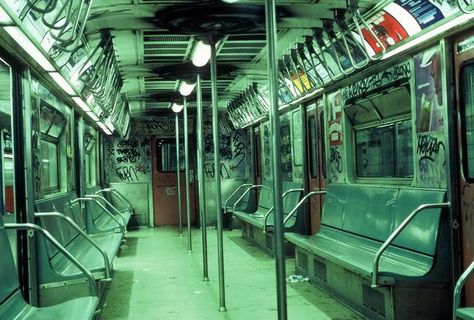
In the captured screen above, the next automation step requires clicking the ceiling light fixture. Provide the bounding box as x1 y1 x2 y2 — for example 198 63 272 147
171 103 184 113
86 111 99 122
191 40 211 67
179 80 196 96
73 97 91 112
4 26 55 72
49 72 76 95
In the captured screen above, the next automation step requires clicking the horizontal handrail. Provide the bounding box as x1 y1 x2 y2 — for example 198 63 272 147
371 202 450 288
453 260 474 319
35 212 112 279
263 188 304 232
224 184 253 213
5 222 98 297
232 184 271 212
85 194 127 226
71 198 125 234
283 190 327 225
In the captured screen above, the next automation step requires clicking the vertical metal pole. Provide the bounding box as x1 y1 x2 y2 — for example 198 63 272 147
265 1 287 319
210 39 226 312
176 113 183 236
184 97 192 253
197 73 209 281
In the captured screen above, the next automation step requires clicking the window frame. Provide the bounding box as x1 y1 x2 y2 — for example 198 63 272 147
352 116 414 181
460 59 474 182
39 137 60 194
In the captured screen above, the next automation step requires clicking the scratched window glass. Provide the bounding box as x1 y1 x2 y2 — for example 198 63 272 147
40 139 59 192
462 63 474 178
157 139 185 172
355 120 413 178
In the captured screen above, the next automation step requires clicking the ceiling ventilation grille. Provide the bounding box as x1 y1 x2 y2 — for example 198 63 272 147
143 31 193 64
218 34 267 63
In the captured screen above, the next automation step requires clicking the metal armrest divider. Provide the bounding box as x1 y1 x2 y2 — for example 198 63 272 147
34 212 112 280
371 202 450 288
5 223 98 297
224 183 253 214
453 260 474 319
263 188 304 232
85 194 127 225
232 185 270 213
71 198 125 234
282 191 327 226
96 188 133 211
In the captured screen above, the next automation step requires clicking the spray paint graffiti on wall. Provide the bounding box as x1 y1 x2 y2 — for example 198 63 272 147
416 132 446 188
105 136 151 183
203 118 248 180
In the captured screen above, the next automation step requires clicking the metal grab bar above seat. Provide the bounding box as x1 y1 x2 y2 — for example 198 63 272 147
371 202 451 288
223 183 253 214
5 222 98 297
282 190 327 226
263 188 304 233
34 212 112 280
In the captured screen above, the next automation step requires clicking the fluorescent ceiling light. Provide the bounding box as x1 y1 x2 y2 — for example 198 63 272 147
223 0 239 2
103 128 112 135
4 26 55 72
0 6 13 25
382 12 474 60
192 41 211 67
105 120 115 132
49 72 76 95
86 111 99 122
179 81 196 96
73 97 91 112
171 103 184 113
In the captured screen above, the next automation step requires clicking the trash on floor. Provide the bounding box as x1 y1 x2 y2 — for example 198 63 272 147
286 275 309 283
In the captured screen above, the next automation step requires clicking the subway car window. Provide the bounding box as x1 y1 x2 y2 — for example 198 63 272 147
281 119 293 180
308 115 318 178
157 139 184 172
39 100 66 194
39 139 59 192
0 59 14 214
462 62 474 179
320 112 326 179
85 131 97 186
355 120 413 178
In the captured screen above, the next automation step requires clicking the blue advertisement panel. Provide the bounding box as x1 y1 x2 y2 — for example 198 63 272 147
394 0 457 29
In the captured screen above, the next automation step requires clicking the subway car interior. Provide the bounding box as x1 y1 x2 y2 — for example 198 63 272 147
0 0 474 319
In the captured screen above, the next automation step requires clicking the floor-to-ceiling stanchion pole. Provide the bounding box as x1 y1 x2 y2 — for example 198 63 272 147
210 37 226 312
265 1 287 319
175 112 183 236
196 73 209 281
184 96 192 253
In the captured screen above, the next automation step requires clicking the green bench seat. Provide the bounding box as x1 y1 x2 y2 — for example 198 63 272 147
233 181 303 231
34 193 123 282
285 183 449 319
0 215 98 320
286 184 447 281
